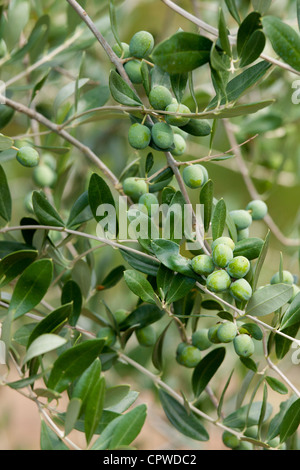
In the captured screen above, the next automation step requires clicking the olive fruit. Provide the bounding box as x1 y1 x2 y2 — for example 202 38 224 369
129 31 154 58
191 254 215 276
149 85 173 110
192 329 212 351
181 118 211 137
97 326 116 347
222 431 240 449
114 309 129 324
171 133 186 156
43 153 57 171
151 122 174 149
124 60 143 84
207 325 222 344
176 343 202 368
211 236 235 252
182 164 204 189
237 228 250 241
233 334 255 358
16 146 40 168
230 278 252 302
229 210 253 231
206 270 231 293
128 123 151 149
112 42 130 59
270 270 294 285
246 200 268 220
165 103 191 127
226 256 250 279
122 177 148 202
33 164 57 187
139 192 159 215
212 244 234 268
136 325 156 347
217 322 238 343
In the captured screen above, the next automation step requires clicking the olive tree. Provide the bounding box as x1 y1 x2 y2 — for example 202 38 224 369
0 0 300 450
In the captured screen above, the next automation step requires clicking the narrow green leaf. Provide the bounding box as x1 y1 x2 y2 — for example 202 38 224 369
61 280 82 327
192 348 226 398
66 191 93 229
265 376 288 395
0 250 37 288
152 321 172 372
240 30 266 67
98 265 125 291
124 269 158 305
280 292 300 330
262 16 300 72
23 334 67 364
252 0 272 14
200 180 213 233
170 73 188 103
72 358 102 408
237 12 262 57
47 339 105 392
211 198 226 240
109 70 142 106
85 376 106 444
140 60 151 96
118 304 164 331
275 324 300 360
151 239 196 278
246 284 293 317
152 32 212 74
217 369 234 419
120 249 159 277
279 398 300 443
53 78 89 116
88 173 116 226
267 396 298 441
240 357 258 373
158 389 209 441
109 0 122 49
165 273 196 305
224 0 241 24
0 164 12 222
103 385 131 410
65 398 82 436
8 259 53 320
240 323 263 340
233 237 264 260
108 404 147 449
218 8 231 56
157 265 174 299
32 191 65 227
223 401 273 430
27 303 73 347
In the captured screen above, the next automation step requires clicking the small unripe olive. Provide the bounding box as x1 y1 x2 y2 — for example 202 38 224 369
222 431 240 449
197 164 209 184
33 164 57 187
112 42 130 59
42 153 57 171
192 329 212 351
229 210 253 231
176 343 202 368
237 441 254 450
206 270 231 293
97 326 116 347
230 278 252 302
267 437 281 448
181 118 211 137
171 133 186 156
226 256 250 279
182 165 204 189
16 146 40 168
191 254 214 276
124 60 143 84
244 425 258 439
139 192 159 215
212 244 234 268
270 270 294 285
136 325 156 347
151 122 174 149
149 85 173 110
207 325 222 344
171 126 188 140
129 31 154 58
114 309 129 324
233 334 255 358
165 103 191 127
128 123 151 149
246 200 268 220
122 177 148 202
211 236 235 252
217 322 238 343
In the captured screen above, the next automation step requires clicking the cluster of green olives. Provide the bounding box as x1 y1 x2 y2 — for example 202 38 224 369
191 236 253 303
176 321 255 368
229 199 268 241
113 31 211 156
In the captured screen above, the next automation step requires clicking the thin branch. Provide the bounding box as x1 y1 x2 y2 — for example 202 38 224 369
223 120 300 247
